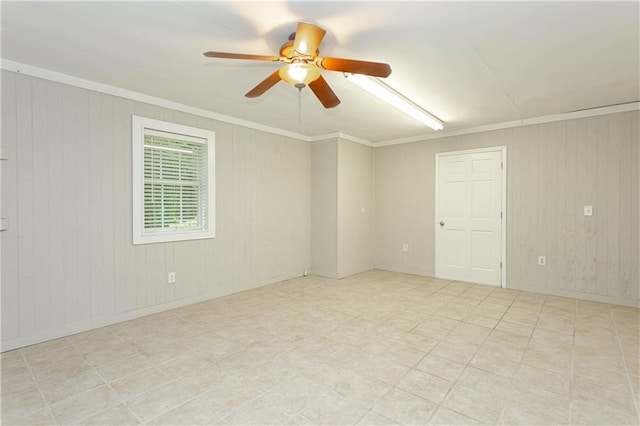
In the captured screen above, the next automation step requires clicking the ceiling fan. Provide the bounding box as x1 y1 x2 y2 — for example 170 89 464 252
203 22 392 109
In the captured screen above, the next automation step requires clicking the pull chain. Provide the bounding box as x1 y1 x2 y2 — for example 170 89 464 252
297 86 302 133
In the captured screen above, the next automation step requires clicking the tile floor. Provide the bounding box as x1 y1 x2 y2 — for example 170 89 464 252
2 270 639 425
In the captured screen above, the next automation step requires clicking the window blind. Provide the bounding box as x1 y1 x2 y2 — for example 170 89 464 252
143 132 208 233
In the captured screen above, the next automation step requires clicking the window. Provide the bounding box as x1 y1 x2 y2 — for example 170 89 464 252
132 116 215 244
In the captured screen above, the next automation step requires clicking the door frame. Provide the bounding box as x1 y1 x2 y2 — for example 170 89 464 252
435 146 507 288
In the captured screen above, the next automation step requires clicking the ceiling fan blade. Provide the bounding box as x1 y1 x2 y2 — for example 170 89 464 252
245 70 282 98
204 51 281 62
308 75 340 108
319 57 392 78
293 22 326 57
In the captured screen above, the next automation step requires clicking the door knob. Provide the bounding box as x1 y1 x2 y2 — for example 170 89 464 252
440 221 445 226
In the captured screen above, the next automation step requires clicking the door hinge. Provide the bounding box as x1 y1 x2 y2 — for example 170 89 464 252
500 212 503 219
500 261 502 269
501 162 504 169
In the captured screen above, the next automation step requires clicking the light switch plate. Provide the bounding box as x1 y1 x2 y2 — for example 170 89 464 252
584 205 593 216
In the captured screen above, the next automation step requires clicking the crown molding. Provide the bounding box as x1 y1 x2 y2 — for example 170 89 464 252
308 132 340 142
0 59 311 142
375 102 640 147
2 59 637 149
336 132 375 147
309 132 374 147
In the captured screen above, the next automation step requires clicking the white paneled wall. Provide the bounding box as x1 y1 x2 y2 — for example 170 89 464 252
310 138 338 278
337 138 374 278
375 111 640 306
1 71 310 350
310 138 374 279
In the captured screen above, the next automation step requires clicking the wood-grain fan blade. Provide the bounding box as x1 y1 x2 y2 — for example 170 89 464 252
293 22 326 57
319 57 391 78
245 70 282 98
308 76 340 108
204 51 281 62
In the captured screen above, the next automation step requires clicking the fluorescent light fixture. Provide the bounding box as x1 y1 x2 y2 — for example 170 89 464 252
344 73 443 131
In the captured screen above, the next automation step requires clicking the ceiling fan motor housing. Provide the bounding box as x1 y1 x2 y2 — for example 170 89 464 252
280 39 319 60
280 40 296 59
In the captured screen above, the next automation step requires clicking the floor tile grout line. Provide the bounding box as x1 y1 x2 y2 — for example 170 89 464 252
488 287 528 425
568 297 577 425
154 323 363 426
421 286 510 424
141 360 282 425
104 327 230 421
15 345 57 424
608 303 640 421
357 282 486 424
465 287 527 421
428 284 519 423
3 273 638 425
65 336 145 426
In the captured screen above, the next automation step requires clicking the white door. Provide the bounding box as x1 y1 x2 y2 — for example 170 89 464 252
436 149 504 286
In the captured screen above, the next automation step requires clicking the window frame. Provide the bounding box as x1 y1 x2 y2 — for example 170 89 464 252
132 116 215 245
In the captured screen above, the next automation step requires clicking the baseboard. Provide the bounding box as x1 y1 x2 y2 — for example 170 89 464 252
373 264 435 278
5 270 636 352
506 282 640 308
309 269 340 279
1 273 303 352
373 266 639 308
336 265 375 279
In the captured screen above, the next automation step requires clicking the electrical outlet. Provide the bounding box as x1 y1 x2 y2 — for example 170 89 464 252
402 244 409 252
167 272 176 284
538 256 546 266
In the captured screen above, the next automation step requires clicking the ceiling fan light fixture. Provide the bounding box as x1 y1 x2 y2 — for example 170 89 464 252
344 73 443 131
279 62 320 87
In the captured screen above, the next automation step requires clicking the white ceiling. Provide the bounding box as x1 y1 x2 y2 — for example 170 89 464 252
2 1 638 143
